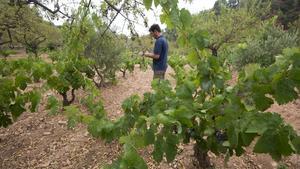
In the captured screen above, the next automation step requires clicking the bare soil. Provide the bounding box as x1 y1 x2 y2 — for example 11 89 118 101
0 66 299 169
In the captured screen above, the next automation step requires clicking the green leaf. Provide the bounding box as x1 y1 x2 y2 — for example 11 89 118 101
64 105 81 129
164 133 178 162
152 135 164 162
236 147 245 157
180 9 192 28
189 30 209 49
122 95 140 114
253 94 273 111
177 34 187 47
176 81 195 100
10 97 26 121
47 76 69 94
121 132 146 148
187 50 199 65
273 78 298 105
254 127 294 161
145 126 155 145
227 125 239 148
201 78 212 92
143 0 153 10
15 74 31 90
160 12 169 26
122 144 148 169
170 8 180 26
88 119 115 141
168 106 193 127
155 114 173 125
291 136 300 154
46 95 61 115
0 113 12 127
204 127 215 136
46 96 60 115
240 132 256 147
154 0 160 7
246 113 283 134
28 91 41 112
289 68 300 91
243 64 260 80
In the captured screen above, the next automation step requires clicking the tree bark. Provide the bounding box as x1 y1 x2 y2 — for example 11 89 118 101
194 142 212 169
60 88 76 106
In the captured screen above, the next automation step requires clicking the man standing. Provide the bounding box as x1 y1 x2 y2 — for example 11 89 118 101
140 24 168 80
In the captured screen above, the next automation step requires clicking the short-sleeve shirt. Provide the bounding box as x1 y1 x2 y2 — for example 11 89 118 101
153 35 168 71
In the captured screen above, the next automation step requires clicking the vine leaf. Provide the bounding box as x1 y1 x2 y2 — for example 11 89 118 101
143 0 153 10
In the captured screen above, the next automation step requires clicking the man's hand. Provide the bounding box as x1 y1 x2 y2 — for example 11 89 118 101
138 51 159 59
138 51 145 57
144 51 151 56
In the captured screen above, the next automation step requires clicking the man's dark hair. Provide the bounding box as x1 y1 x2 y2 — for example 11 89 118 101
149 24 161 33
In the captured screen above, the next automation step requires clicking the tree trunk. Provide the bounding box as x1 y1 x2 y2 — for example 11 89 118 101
211 48 218 57
120 69 126 78
60 88 76 106
93 65 105 87
34 49 38 58
194 142 212 169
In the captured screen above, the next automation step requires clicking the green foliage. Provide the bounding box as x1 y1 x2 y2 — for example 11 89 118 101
0 49 16 59
240 0 300 29
84 22 125 86
191 6 259 56
232 19 299 68
119 48 150 77
1 1 300 169
46 6 96 106
80 80 106 120
143 0 153 10
65 1 300 168
46 56 94 105
0 1 62 55
119 50 136 77
0 58 47 127
69 48 300 168
46 96 61 115
271 0 300 29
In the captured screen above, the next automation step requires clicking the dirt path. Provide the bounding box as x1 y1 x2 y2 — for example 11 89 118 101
0 67 299 169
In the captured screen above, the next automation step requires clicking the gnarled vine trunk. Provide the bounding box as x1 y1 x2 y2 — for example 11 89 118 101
59 88 76 106
194 142 212 169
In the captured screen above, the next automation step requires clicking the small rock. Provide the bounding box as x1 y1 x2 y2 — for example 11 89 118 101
66 159 71 165
208 152 217 158
39 161 50 167
84 131 89 137
271 162 278 167
58 120 67 125
43 132 51 136
70 137 86 142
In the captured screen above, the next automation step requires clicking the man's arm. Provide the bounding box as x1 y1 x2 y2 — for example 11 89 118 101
143 51 159 59
143 39 162 59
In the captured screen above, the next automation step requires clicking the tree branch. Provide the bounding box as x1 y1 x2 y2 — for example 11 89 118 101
0 28 14 47
101 0 125 37
11 0 72 19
